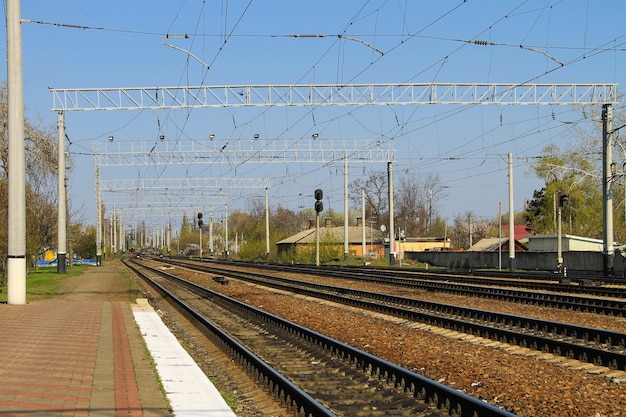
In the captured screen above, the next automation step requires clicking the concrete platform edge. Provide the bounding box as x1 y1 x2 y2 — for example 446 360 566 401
131 299 237 417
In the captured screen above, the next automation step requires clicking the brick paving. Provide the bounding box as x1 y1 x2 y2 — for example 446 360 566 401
0 261 171 417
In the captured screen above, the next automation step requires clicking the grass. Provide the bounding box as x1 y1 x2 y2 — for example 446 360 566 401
0 264 91 302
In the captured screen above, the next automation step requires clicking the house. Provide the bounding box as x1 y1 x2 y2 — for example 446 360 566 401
468 237 527 252
393 237 451 261
526 234 605 252
401 237 451 252
501 224 530 241
276 219 385 259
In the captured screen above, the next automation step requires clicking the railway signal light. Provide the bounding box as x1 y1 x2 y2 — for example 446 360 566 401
558 192 568 208
314 189 323 213
198 212 203 227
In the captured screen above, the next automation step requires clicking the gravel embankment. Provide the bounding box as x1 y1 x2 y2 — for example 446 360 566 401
158 264 626 417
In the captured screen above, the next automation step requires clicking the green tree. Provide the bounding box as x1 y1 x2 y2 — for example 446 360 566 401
71 224 96 259
525 143 603 239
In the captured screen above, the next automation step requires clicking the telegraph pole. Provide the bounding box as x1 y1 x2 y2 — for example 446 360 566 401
7 0 26 304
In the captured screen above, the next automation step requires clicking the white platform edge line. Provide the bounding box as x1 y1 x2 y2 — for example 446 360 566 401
131 299 237 417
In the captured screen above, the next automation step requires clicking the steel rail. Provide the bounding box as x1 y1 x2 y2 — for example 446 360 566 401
123 259 335 417
129 259 518 417
162 258 626 372
241 261 626 300
212 260 626 315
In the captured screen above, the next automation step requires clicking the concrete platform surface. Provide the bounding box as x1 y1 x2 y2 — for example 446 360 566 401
0 261 235 417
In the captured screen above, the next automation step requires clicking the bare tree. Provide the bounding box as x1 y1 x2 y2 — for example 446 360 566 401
395 173 447 237
0 82 69 273
349 170 388 227
0 83 60 188
395 175 425 236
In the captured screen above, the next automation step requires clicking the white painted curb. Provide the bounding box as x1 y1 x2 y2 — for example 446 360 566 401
132 299 237 417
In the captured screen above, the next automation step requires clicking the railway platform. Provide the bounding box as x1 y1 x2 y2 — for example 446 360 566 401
0 260 236 417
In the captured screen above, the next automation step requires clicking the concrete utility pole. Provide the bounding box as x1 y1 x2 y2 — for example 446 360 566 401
7 0 26 304
362 189 366 258
57 112 67 273
209 206 214 256
265 187 270 260
224 203 229 259
602 104 615 276
95 166 102 265
315 211 320 266
387 162 395 265
508 153 515 272
344 154 349 261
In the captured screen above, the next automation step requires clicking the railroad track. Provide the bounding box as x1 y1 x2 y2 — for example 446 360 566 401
156 257 626 373
227 260 626 299
124 258 517 417
188 257 626 314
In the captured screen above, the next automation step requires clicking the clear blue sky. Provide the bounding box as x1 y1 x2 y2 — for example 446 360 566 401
2 1 625 228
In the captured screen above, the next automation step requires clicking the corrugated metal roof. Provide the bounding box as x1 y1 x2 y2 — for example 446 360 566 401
277 226 384 245
468 237 507 252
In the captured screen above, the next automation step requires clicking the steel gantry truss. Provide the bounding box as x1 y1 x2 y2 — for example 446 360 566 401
51 83 618 111
50 82 619 276
100 177 271 191
96 175 268 262
93 139 395 166
94 138 394 261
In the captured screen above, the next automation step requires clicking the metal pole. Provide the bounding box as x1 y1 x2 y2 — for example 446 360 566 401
265 187 270 260
498 202 502 271
388 162 395 265
468 213 473 248
557 205 563 271
602 104 615 276
398 226 402 267
508 152 515 272
209 205 214 256
344 154 349 261
316 212 320 266
7 0 26 304
112 206 117 256
224 203 229 259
